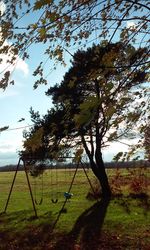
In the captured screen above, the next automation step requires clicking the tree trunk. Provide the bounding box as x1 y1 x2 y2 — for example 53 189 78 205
96 155 111 198
81 134 111 198
90 153 111 199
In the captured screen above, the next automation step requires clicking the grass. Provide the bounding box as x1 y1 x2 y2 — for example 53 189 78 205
0 167 150 249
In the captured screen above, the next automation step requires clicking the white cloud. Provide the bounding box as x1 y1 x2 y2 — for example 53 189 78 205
126 21 136 30
0 127 24 153
102 141 129 161
0 88 19 99
0 136 23 153
0 52 29 77
0 2 29 78
0 1 6 16
16 57 29 76
0 144 13 152
0 152 18 166
0 131 24 166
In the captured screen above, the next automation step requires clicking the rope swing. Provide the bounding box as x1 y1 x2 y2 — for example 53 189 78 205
30 163 44 206
50 163 59 204
34 174 43 205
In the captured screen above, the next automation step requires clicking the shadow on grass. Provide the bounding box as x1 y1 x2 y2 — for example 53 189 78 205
53 197 110 250
0 223 54 250
0 195 149 249
0 198 112 249
0 198 110 249
0 210 54 250
0 209 42 231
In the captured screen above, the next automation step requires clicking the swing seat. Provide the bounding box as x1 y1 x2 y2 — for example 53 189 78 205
35 198 43 205
51 198 58 204
64 192 73 199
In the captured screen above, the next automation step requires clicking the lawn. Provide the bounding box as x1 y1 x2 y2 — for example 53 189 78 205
0 166 150 250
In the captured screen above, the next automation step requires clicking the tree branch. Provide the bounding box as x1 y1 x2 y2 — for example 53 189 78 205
126 0 150 11
81 134 93 161
93 17 150 22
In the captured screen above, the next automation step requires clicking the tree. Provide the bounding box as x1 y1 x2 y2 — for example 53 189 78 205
144 123 150 161
0 0 149 196
0 0 150 89
23 42 148 198
1 1 149 156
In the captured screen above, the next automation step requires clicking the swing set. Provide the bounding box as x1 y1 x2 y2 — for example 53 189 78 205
2 155 96 218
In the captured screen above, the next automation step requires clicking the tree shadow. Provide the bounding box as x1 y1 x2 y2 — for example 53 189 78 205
0 199 110 249
0 223 54 250
53 197 110 250
0 210 54 250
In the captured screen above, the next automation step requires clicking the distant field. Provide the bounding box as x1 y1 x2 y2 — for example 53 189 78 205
0 167 150 249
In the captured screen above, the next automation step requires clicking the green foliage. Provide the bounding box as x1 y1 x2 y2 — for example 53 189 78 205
73 147 84 162
74 96 99 127
29 163 45 177
33 0 53 10
23 42 148 175
113 152 124 162
23 127 44 152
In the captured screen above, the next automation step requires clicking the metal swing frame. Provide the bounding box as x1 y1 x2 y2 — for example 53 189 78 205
3 156 97 221
50 157 96 205
52 158 97 230
3 157 38 218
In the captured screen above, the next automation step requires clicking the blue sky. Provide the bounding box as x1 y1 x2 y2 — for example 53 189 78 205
0 1 148 166
0 53 70 166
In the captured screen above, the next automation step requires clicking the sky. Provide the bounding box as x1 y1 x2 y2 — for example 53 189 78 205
0 53 69 166
0 1 148 166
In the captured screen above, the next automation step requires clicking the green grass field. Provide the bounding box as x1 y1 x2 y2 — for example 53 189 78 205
0 167 150 250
